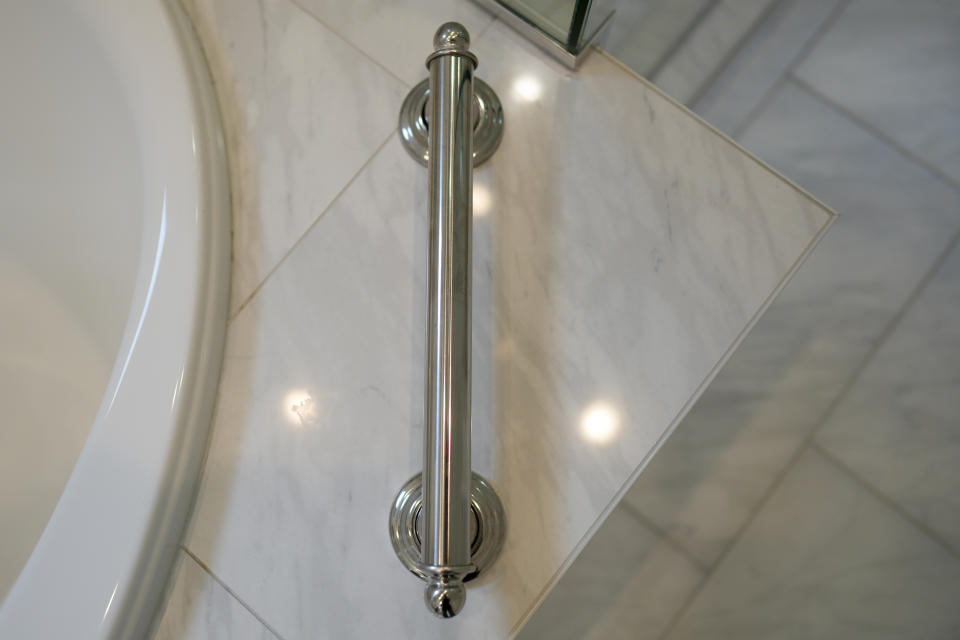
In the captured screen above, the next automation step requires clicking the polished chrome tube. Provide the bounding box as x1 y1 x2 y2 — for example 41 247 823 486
391 22 504 620
419 23 478 618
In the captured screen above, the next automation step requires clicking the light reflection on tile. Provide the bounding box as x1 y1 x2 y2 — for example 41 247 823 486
578 401 621 445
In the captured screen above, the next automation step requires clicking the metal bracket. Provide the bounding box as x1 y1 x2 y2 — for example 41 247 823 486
389 473 506 585
398 77 504 167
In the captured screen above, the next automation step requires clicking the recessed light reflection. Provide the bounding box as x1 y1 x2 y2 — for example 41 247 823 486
580 401 620 444
283 389 317 427
474 183 492 217
512 75 542 102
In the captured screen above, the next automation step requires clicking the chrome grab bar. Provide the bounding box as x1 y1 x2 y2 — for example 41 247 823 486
390 22 505 619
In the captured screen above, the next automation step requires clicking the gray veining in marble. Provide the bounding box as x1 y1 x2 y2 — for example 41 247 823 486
181 0 409 315
794 0 960 184
181 16 831 639
518 505 703 640
624 81 960 567
693 0 843 136
665 450 960 640
152 553 277 640
815 241 960 552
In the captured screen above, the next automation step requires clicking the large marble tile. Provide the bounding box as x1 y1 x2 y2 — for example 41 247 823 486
666 449 960 639
181 0 409 315
517 506 703 640
624 81 960 566
693 0 842 135
815 242 960 550
795 0 960 184
152 552 277 640
290 0 495 85
652 0 778 105
183 20 830 640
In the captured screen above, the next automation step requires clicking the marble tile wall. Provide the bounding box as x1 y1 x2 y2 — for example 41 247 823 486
151 0 835 637
532 0 960 637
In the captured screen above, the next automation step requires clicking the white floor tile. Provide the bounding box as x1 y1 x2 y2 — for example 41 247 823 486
816 241 960 550
666 449 960 639
693 0 842 135
795 0 960 184
518 506 703 640
652 0 778 105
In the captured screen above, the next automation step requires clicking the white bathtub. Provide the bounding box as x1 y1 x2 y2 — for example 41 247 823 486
0 0 229 637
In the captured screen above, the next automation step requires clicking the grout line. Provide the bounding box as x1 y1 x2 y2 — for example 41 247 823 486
730 0 852 139
285 0 411 88
686 0 786 108
181 547 289 640
228 131 395 323
810 442 960 560
788 74 960 193
618 500 711 573
657 222 960 639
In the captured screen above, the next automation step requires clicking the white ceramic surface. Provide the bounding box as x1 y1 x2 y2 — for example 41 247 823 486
0 0 142 598
0 0 230 638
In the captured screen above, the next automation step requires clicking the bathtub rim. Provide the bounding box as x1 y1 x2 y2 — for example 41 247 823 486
0 0 230 637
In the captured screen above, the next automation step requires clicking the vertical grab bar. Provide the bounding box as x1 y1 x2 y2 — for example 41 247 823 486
390 22 505 619
421 24 477 617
